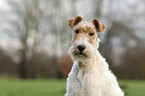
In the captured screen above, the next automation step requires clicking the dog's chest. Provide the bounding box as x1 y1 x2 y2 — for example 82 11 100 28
77 68 86 79
67 66 101 96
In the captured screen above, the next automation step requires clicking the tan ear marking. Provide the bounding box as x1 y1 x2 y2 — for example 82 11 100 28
68 18 74 28
67 16 83 29
91 19 106 32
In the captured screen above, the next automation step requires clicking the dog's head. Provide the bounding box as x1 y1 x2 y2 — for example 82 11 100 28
68 16 106 62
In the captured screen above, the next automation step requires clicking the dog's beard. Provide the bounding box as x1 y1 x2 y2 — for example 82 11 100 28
68 43 97 63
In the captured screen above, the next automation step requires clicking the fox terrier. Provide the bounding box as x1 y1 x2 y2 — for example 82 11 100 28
65 16 124 96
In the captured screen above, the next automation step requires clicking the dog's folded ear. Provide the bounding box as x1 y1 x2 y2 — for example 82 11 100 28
68 16 83 29
92 19 106 32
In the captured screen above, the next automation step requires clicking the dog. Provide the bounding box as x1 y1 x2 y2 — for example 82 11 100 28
65 16 124 96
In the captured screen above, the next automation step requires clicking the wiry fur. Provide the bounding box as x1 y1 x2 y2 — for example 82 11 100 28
65 16 124 96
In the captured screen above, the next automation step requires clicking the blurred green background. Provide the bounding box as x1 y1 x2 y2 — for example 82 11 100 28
0 0 145 96
0 77 145 96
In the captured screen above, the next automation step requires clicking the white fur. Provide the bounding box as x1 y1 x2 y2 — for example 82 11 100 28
65 37 124 96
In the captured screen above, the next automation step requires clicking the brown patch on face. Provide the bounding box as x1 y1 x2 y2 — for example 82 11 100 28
71 22 98 46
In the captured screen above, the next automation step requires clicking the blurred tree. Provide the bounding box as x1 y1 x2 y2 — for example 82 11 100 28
0 0 145 79
27 51 60 78
118 46 145 79
5 0 73 78
6 0 47 78
0 49 15 75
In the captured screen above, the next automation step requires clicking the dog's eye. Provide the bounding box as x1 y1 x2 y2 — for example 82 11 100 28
75 30 79 34
90 33 94 36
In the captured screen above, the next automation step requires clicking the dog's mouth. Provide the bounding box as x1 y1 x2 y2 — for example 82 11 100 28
74 51 87 57
78 52 84 55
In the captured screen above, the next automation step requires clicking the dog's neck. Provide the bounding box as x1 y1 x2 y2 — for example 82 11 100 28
72 50 109 74
76 50 100 69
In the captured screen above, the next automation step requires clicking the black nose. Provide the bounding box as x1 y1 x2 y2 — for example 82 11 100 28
77 45 85 52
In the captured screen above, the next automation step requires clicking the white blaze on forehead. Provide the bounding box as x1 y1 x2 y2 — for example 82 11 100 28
84 22 87 31
83 22 87 26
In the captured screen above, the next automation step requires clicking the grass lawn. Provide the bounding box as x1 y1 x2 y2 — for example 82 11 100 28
119 80 145 96
0 77 145 96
